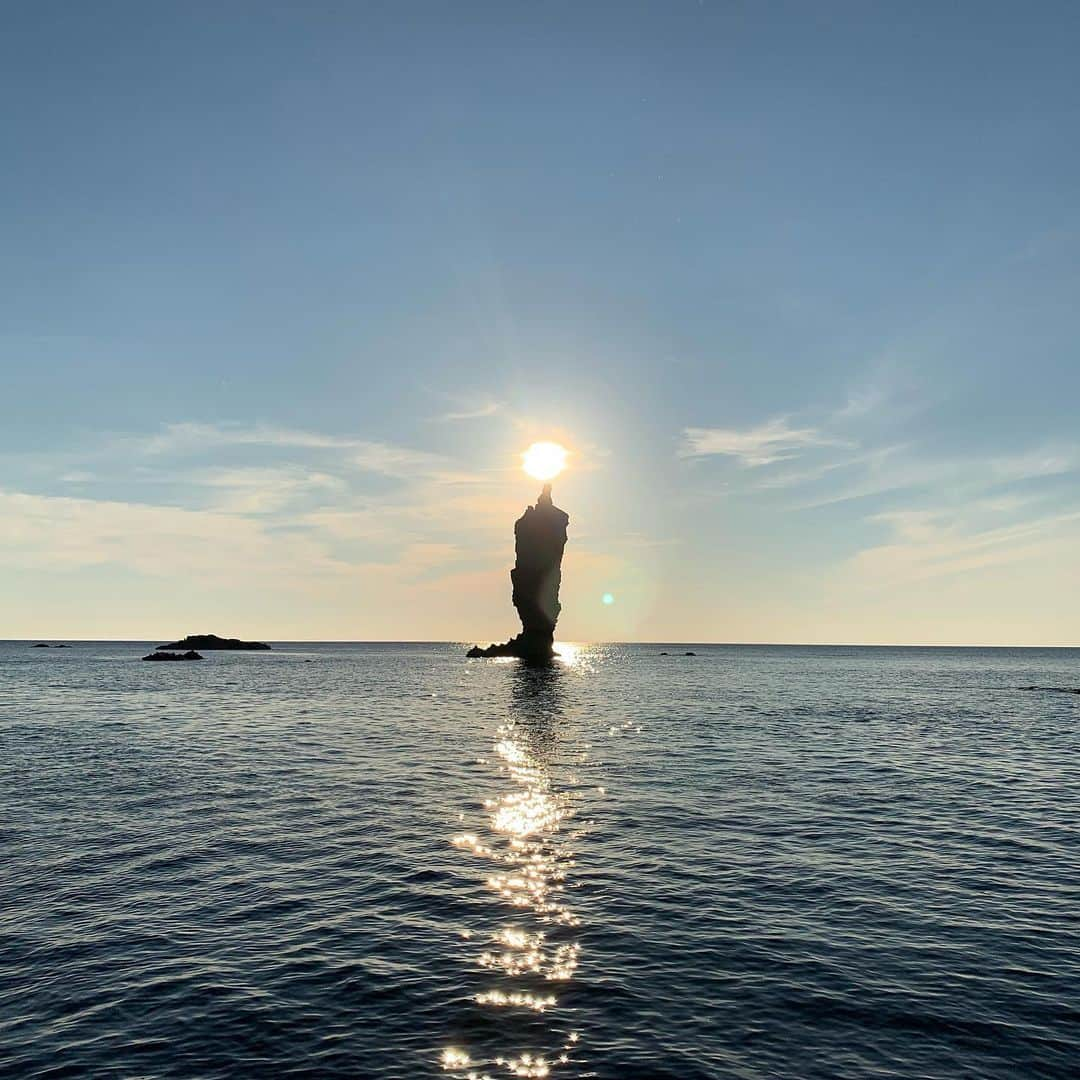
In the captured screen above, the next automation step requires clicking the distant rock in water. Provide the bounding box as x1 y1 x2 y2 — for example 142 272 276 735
143 650 204 661
468 484 569 662
1019 685 1080 695
55 644 71 648
31 643 50 648
157 634 270 651
685 651 697 656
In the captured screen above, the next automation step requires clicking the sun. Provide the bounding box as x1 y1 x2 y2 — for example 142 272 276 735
522 441 569 481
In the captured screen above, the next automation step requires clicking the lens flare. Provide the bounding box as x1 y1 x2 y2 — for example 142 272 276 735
522 442 568 482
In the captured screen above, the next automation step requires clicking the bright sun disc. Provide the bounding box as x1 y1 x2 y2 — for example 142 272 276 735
522 441 568 481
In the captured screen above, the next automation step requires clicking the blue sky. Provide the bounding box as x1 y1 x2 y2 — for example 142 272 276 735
3 2 1079 643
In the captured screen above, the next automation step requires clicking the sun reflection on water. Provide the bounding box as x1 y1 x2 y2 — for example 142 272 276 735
442 655 591 1078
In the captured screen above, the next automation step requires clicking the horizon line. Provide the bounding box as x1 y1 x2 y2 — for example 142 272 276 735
3 638 1078 650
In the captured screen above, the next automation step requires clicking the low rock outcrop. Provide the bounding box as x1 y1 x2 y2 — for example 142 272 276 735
143 650 204 661
157 634 270 651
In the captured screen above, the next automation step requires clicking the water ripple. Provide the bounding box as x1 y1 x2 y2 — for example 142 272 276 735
1 642 1077 1078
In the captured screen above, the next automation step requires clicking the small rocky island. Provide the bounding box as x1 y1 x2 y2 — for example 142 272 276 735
156 634 271 651
468 483 569 662
142 650 204 661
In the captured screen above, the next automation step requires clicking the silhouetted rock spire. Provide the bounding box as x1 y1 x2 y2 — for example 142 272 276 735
467 483 569 661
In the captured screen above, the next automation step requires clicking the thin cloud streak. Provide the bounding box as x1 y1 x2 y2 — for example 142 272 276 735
850 506 1080 585
134 422 454 480
0 420 512 596
680 418 848 467
679 388 1080 614
434 400 505 423
789 443 1080 511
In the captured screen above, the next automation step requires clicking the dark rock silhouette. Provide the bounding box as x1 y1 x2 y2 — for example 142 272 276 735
468 483 569 662
32 643 49 648
143 650 204 661
157 634 270 651
685 651 696 656
55 644 71 648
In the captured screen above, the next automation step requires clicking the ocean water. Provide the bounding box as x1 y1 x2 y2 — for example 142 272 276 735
1 641 1077 1080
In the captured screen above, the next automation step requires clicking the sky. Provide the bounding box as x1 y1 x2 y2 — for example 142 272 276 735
2 1 1079 644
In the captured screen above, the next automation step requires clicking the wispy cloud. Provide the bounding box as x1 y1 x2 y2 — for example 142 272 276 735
989 445 1078 481
0 489 345 580
435 400 505 423
830 359 921 423
850 505 1080 585
789 441 1080 511
680 418 846 466
129 421 458 478
347 442 449 478
143 422 441 475
197 466 345 514
836 384 888 420
139 422 350 455
680 378 1080 606
0 420 510 591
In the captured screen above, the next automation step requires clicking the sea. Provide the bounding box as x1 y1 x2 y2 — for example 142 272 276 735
1 641 1077 1079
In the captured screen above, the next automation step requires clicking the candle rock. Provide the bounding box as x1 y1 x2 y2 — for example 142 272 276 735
467 484 569 661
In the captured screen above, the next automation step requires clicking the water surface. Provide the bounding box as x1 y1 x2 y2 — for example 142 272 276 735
1 642 1077 1078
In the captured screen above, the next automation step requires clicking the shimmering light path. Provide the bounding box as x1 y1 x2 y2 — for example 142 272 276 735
446 661 587 1078
1 642 1078 1079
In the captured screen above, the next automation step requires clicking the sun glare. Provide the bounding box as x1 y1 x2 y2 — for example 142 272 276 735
522 441 568 481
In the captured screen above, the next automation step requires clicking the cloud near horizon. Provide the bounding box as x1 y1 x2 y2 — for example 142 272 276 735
0 421 504 576
677 396 1080 641
5 409 1080 643
0 415 642 640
